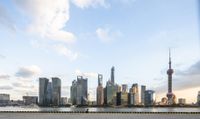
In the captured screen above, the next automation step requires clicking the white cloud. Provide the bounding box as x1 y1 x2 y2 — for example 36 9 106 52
0 73 10 80
0 85 13 90
96 27 122 43
15 65 41 78
53 44 78 61
75 69 98 78
71 0 109 9
14 0 76 43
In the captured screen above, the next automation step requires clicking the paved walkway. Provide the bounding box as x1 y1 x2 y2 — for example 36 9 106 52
0 113 199 119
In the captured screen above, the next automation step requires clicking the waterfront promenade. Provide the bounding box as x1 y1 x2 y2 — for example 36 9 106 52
0 112 199 119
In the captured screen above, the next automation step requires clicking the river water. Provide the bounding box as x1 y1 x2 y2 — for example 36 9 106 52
0 107 200 112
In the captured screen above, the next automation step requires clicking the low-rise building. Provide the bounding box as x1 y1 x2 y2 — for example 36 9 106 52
0 94 10 106
23 96 38 105
178 98 186 105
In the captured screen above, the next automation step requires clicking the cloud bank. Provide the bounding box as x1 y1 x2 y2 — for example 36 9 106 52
14 0 75 43
96 27 122 43
71 0 109 9
15 65 41 78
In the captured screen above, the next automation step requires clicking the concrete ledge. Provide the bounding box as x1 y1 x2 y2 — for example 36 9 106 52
0 111 200 114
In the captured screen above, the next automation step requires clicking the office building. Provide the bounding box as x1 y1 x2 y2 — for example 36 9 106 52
70 80 77 105
46 82 52 104
178 98 186 105
116 92 128 106
60 97 68 105
23 96 38 105
70 76 88 105
105 80 118 105
0 94 10 106
129 83 139 105
96 74 104 105
52 77 61 106
144 90 155 106
39 78 49 106
166 50 176 105
122 84 128 93
39 77 62 106
141 85 146 105
197 91 200 106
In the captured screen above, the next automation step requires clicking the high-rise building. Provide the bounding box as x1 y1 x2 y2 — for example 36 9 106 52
141 85 146 105
70 80 77 105
122 84 128 93
70 76 88 105
111 66 115 84
197 91 200 106
97 74 104 105
144 90 155 106
166 49 176 105
39 78 49 106
46 82 52 104
104 87 107 104
129 83 139 105
128 93 134 105
105 81 118 105
52 77 61 106
98 74 103 86
116 92 128 106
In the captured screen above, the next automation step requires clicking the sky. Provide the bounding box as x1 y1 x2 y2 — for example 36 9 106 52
0 0 199 103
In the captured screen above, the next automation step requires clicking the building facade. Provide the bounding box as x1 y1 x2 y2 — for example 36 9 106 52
23 96 38 105
129 83 139 105
70 80 77 105
144 90 155 106
105 81 118 105
70 76 88 105
116 92 128 106
141 85 146 105
46 82 52 105
122 84 128 93
0 94 10 106
60 97 68 105
52 77 61 106
178 98 186 105
96 74 104 105
197 91 200 106
39 78 49 106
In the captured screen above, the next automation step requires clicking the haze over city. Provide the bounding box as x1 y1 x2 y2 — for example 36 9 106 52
0 0 199 103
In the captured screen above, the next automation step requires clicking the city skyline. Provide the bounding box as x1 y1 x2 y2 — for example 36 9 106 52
0 0 200 103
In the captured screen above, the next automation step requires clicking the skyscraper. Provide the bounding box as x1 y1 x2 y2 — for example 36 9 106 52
144 90 155 106
70 80 77 105
129 83 139 105
46 82 52 105
97 74 104 105
52 77 61 106
106 81 118 105
70 76 88 105
197 91 200 106
122 84 128 93
39 78 49 106
141 85 146 105
111 66 115 84
166 49 176 105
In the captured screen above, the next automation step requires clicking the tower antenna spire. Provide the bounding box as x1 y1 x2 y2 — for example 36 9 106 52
169 48 171 69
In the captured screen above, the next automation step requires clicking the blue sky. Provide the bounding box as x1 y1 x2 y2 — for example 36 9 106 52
0 0 200 103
